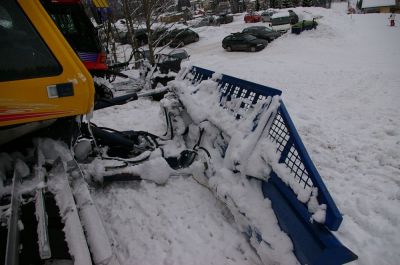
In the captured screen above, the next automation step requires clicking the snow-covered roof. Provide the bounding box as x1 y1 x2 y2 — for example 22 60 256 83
362 0 396 8
271 11 290 18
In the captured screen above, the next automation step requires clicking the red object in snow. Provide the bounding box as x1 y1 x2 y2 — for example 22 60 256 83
244 12 262 23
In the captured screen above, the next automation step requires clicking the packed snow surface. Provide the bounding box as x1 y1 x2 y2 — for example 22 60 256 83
91 3 400 265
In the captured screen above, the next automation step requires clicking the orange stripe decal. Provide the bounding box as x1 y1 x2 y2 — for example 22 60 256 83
0 111 70 122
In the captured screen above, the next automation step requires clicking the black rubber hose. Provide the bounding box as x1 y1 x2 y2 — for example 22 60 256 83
94 92 138 110
89 125 139 151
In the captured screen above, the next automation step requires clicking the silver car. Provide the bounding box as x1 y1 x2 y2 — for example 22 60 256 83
261 10 276 22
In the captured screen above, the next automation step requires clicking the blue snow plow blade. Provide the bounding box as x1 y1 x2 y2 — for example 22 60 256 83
187 66 357 265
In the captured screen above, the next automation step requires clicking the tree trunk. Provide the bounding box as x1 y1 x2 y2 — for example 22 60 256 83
122 0 140 68
142 0 156 65
107 13 118 64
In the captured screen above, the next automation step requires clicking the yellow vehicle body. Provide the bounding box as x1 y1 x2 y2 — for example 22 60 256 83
0 0 94 128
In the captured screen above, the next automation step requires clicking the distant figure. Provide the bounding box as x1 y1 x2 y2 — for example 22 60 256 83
389 13 396 27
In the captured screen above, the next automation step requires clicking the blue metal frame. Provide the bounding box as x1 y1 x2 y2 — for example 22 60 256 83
185 66 357 265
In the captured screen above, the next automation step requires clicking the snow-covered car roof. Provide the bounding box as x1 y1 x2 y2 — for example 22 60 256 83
271 11 290 18
362 0 396 8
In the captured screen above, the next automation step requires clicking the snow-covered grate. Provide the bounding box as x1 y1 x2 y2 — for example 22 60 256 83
187 66 343 232
269 112 313 190
183 66 357 265
269 111 290 153
286 145 313 189
218 84 263 118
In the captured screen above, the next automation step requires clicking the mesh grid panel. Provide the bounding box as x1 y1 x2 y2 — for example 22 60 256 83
269 111 290 153
185 66 345 232
285 146 313 190
269 112 314 191
188 68 315 193
218 83 258 117
218 86 316 192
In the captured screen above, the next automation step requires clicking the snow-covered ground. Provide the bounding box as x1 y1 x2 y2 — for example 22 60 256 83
92 3 400 265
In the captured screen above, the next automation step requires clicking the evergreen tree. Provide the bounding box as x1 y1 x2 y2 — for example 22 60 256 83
282 0 293 8
270 0 282 8
302 0 314 7
356 0 363 10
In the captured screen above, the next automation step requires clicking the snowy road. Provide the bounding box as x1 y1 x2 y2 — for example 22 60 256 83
93 3 400 265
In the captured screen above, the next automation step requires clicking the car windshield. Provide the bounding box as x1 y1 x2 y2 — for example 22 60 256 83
262 27 272 32
271 16 291 25
172 29 188 37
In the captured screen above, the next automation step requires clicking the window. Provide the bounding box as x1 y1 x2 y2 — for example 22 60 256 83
44 2 100 53
0 0 62 82
272 16 291 26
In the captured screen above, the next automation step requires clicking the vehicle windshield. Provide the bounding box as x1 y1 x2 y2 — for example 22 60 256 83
43 2 100 53
271 16 291 26
170 29 183 36
262 27 272 32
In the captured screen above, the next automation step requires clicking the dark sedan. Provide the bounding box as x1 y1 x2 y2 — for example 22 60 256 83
117 28 148 46
222 33 268 52
217 13 234 24
242 26 282 42
162 28 199 48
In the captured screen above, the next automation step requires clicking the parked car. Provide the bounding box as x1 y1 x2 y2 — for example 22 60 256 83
192 16 219 28
270 10 300 32
168 48 190 60
261 10 276 22
145 48 191 88
160 11 192 23
242 26 282 42
168 28 199 48
217 13 234 24
222 33 268 52
152 27 169 46
156 49 190 73
116 27 148 46
244 12 262 23
140 48 190 73
270 11 292 32
288 10 299 24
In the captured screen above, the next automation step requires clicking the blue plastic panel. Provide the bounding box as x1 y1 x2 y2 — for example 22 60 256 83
185 66 357 265
263 173 357 265
188 66 341 230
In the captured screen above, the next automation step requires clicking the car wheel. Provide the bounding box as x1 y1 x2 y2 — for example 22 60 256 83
250 46 256 52
194 36 199 42
227 46 232 52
